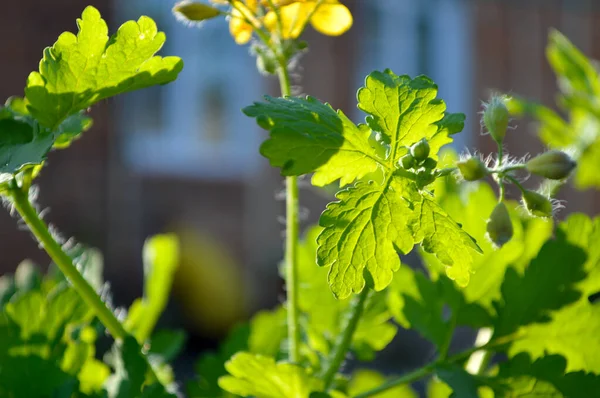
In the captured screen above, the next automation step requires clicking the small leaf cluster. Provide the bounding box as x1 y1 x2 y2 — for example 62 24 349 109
0 238 183 397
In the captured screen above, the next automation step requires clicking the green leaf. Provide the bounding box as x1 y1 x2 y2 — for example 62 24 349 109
25 6 183 130
411 195 481 287
104 336 148 398
248 307 287 358
218 352 323 398
495 353 600 397
149 329 187 363
506 215 600 372
357 71 456 163
347 369 418 398
0 115 54 175
6 96 93 149
243 96 381 187
434 364 488 398
126 234 179 342
387 266 491 350
420 178 553 311
492 236 587 337
0 355 78 398
188 324 249 397
299 226 396 360
317 179 416 298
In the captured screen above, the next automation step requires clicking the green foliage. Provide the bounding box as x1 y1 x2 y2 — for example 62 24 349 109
2 6 600 398
125 234 180 343
25 6 183 130
508 29 600 189
245 71 481 299
218 352 324 398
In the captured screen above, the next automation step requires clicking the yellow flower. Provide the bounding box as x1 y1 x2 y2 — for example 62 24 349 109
228 0 260 44
264 0 352 39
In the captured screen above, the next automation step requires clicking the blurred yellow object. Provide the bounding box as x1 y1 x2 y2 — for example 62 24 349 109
171 226 247 337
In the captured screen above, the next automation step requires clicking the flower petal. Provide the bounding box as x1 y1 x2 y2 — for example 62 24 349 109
266 3 312 39
310 2 352 36
230 17 253 44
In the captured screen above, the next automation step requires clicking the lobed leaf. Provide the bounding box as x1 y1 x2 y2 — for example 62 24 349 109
243 96 382 187
317 179 415 298
218 352 323 398
492 235 587 337
25 6 183 130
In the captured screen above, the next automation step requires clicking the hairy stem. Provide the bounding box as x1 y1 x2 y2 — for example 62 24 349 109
8 183 159 382
496 143 506 201
322 288 371 389
275 56 302 364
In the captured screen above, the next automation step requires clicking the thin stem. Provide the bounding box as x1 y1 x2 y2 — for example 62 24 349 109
353 335 514 398
10 185 127 339
353 363 435 398
496 143 506 202
489 164 526 174
322 288 371 389
8 183 159 383
438 315 456 360
275 53 301 364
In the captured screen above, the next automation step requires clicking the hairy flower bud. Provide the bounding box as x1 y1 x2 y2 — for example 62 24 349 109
483 96 509 143
173 1 222 22
457 157 488 181
400 154 415 169
522 190 553 217
526 150 576 180
486 202 513 247
410 139 430 162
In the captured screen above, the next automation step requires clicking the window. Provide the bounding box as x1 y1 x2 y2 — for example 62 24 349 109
116 0 264 180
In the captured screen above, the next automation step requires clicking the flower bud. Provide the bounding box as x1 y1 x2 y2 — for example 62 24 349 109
486 202 513 247
522 190 553 217
173 1 223 22
410 139 430 163
422 157 437 170
526 150 576 180
400 154 415 169
483 96 509 143
457 157 488 181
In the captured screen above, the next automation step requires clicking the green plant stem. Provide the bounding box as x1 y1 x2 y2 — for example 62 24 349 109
8 183 160 383
10 185 127 339
353 363 436 398
354 335 511 398
322 288 371 389
275 54 302 364
496 143 506 201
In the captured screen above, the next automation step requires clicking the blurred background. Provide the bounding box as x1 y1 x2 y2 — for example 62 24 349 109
1 0 599 386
